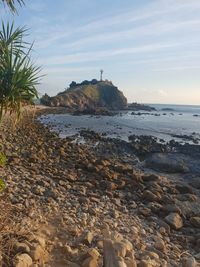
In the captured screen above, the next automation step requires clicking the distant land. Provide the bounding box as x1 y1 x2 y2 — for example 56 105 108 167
41 79 155 114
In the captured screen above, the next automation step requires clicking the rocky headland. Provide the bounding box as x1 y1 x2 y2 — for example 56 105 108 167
41 80 127 113
40 80 155 115
0 107 200 267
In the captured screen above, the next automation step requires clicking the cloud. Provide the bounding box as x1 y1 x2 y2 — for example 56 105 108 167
38 41 185 66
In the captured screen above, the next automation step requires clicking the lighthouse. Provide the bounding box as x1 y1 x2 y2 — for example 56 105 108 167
100 69 103 81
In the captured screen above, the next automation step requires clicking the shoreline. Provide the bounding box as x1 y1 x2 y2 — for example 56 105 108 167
0 107 200 266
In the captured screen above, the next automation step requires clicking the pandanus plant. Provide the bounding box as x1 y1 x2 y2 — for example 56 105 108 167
0 22 41 121
1 0 25 13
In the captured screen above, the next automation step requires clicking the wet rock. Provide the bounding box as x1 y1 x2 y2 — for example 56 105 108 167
175 184 194 194
145 153 189 173
190 217 200 228
165 212 183 229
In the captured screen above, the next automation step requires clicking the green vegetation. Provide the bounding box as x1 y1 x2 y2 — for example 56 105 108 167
0 152 6 192
41 80 127 110
0 178 5 192
83 85 100 102
0 22 41 121
1 0 24 13
0 152 7 166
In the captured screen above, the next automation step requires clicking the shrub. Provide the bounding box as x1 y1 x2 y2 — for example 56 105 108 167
0 178 5 192
0 22 41 121
0 152 7 166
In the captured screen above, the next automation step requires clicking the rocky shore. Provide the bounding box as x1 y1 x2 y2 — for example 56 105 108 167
0 107 200 267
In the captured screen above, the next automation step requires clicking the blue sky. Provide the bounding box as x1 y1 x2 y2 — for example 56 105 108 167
1 0 200 104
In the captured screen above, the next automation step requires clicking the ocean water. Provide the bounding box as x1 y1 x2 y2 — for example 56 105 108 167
39 104 200 144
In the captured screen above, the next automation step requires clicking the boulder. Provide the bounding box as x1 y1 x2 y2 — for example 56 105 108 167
14 253 33 267
165 212 183 230
181 257 197 267
190 217 200 228
145 153 189 173
82 257 98 267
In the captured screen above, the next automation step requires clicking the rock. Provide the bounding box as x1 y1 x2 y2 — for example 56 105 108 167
125 257 137 267
138 258 159 267
86 248 100 259
165 212 183 229
145 153 189 173
66 261 80 267
14 253 33 267
79 231 94 245
190 217 200 228
113 242 127 257
42 80 127 111
154 237 166 251
142 190 161 202
182 257 197 267
142 174 160 182
82 257 98 267
64 244 78 256
29 244 47 263
175 184 194 194
33 236 46 248
117 260 127 267
122 240 133 252
14 242 30 254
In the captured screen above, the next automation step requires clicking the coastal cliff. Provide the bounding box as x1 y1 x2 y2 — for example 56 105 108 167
41 80 127 111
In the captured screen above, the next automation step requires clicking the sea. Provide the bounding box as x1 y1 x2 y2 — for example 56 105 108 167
39 104 200 144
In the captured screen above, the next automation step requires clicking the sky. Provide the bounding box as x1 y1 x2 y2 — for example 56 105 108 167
1 0 200 104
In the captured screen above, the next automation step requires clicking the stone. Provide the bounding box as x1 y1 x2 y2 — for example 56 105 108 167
175 184 194 194
154 237 166 251
145 153 189 173
122 240 133 251
125 257 137 267
66 261 80 267
14 253 33 267
80 231 94 245
165 212 183 230
30 244 47 262
138 258 159 267
64 244 78 256
143 190 160 202
117 260 127 267
14 242 30 254
86 248 100 259
182 257 197 267
113 242 127 257
33 236 46 248
190 217 200 228
82 257 98 267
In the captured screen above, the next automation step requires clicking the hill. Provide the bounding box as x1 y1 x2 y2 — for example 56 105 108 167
41 80 127 112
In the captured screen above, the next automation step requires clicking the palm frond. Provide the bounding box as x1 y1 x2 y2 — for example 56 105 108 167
0 22 41 121
2 0 25 13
